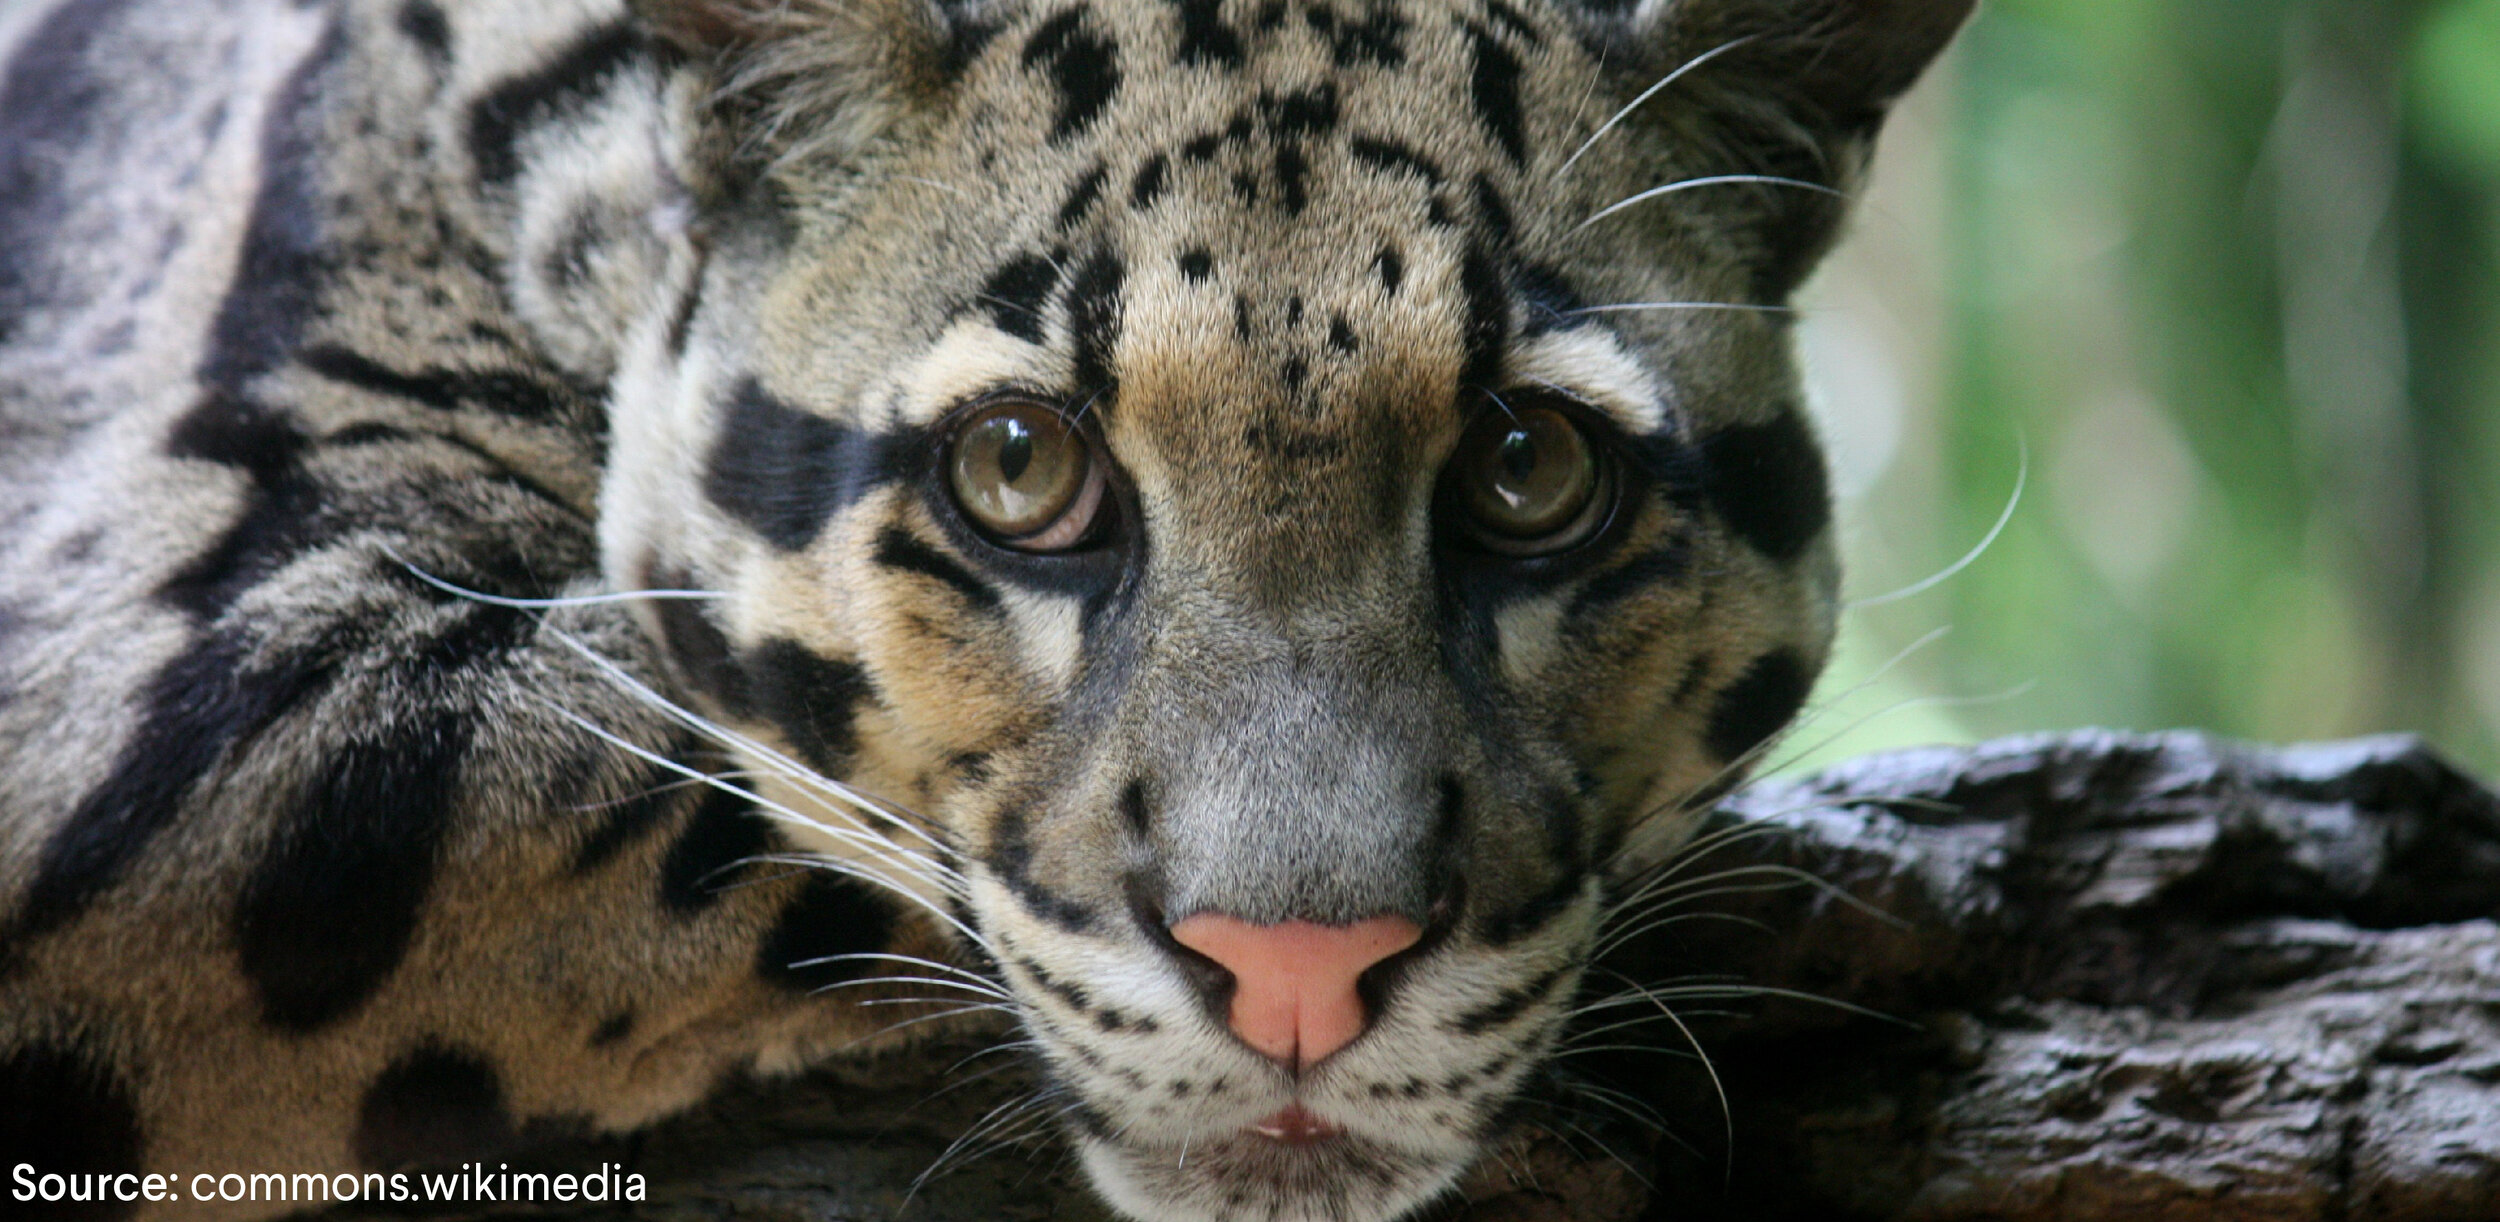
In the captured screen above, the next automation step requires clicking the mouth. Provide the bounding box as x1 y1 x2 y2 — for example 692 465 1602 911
1249 1103 1346 1146
1078 1098 1471 1222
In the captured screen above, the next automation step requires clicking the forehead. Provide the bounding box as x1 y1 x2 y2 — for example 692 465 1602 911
889 0 1677 437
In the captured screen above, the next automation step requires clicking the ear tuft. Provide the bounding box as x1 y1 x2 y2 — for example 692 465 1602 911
634 0 988 169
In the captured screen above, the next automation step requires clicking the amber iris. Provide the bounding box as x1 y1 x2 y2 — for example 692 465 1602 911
948 401 1100 548
1453 405 1607 552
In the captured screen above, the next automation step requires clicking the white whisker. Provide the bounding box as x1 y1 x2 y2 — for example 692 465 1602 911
810 974 1012 1000
1553 36 1757 183
1566 301 1793 316
1578 174 1846 232
1849 432 2029 609
382 545 720 607
543 628 953 853
527 701 985 948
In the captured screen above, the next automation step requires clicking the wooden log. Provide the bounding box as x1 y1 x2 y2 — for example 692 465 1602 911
354 732 2500 1222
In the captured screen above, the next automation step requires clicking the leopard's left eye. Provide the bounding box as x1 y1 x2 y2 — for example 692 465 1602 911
947 400 1109 552
1448 400 1615 555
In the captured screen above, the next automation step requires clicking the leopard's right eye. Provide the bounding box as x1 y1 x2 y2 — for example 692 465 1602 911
1446 399 1615 557
946 401 1108 552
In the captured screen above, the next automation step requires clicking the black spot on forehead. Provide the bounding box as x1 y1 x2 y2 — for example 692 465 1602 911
1699 412 1831 563
1275 144 1311 214
1165 0 1244 67
1706 648 1812 764
1067 246 1125 393
1178 247 1214 282
1056 161 1110 232
1457 246 1506 386
0 1042 143 1219
354 1045 515 1171
1022 6 1121 143
1130 152 1170 209
1259 83 1340 138
1374 246 1404 293
1514 261 1588 335
1462 21 1527 166
1318 1 1407 66
1481 0 1541 42
1471 174 1514 244
1349 135 1444 187
978 250 1062 345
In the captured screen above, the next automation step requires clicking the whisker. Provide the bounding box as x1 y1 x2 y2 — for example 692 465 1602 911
1577 174 1847 233
382 545 721 608
528 703 985 947
1553 36 1758 183
835 1002 1005 1053
1617 624 1956 862
1585 972 1913 1029
1545 1117 1661 1193
1609 981 1730 1179
809 973 1012 1000
1848 431 2029 610
1565 301 1794 317
543 629 953 853
791 952 1008 994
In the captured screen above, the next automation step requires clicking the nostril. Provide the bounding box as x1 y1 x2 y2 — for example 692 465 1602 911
1130 890 1235 1006
1167 913 1424 1071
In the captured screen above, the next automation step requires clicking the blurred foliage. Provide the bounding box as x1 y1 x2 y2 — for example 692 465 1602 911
1787 0 2500 775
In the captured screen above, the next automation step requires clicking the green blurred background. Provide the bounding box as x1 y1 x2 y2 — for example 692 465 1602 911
1785 0 2500 776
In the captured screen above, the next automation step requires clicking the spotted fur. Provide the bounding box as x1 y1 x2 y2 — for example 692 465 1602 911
0 0 1968 1218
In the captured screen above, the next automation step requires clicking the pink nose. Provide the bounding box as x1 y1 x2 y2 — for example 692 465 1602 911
1168 913 1423 1070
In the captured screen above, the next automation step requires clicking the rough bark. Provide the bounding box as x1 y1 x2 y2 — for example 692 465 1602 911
361 731 2500 1222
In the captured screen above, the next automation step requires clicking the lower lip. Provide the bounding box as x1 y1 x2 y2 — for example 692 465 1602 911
1249 1104 1345 1146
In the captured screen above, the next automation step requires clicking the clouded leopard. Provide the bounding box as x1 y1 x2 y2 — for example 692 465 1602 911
0 0 1969 1217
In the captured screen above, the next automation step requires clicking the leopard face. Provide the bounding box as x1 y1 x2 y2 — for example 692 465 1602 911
596 0 1970 1217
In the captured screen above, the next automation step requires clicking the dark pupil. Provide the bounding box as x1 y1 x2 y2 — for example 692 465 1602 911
1497 430 1538 484
997 419 1034 483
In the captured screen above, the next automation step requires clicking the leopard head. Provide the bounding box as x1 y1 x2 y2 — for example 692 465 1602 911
585 0 1970 1216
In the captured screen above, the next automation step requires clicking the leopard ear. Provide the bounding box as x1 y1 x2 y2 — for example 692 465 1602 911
633 0 995 169
1601 0 1975 298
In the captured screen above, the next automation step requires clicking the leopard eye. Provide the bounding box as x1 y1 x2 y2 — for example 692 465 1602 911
947 400 1107 551
1451 402 1612 555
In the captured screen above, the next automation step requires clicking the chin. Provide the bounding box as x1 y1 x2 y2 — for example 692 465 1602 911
1076 1124 1474 1222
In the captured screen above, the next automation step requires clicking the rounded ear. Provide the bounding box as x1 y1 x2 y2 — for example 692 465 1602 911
1653 0 1976 134
1601 0 1975 299
632 0 994 170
